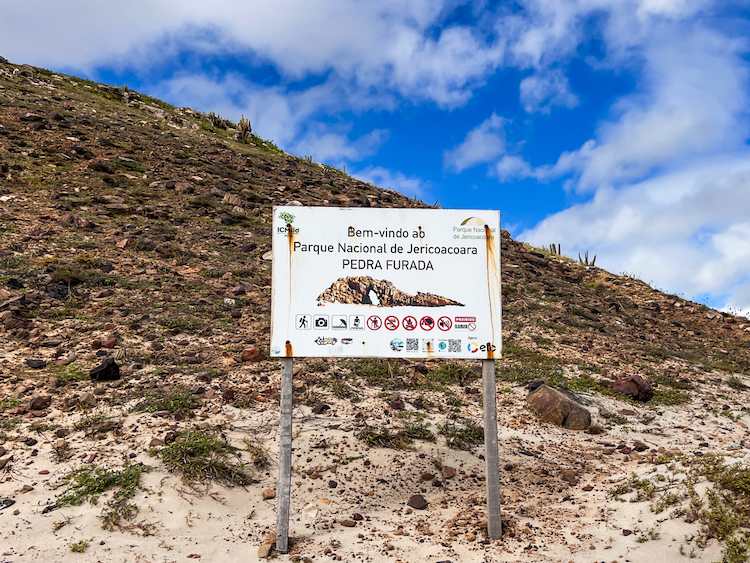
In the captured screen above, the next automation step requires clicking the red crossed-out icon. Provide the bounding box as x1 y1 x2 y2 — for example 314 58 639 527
367 315 382 330
419 316 435 331
402 315 417 331
437 316 452 331
384 315 400 330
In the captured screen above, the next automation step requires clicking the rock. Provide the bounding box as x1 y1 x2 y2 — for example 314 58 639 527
0 498 16 512
262 487 276 500
407 494 428 510
633 441 649 452
23 437 38 446
441 465 457 480
611 374 653 402
89 358 120 381
164 431 178 444
0 456 12 470
318 276 462 307
257 532 276 558
340 519 356 527
622 528 633 536
240 346 259 362
389 396 405 410
149 437 164 448
560 469 580 486
28 395 51 411
25 358 46 369
420 472 435 482
526 384 591 430
586 423 605 435
526 379 545 392
79 392 97 408
311 403 330 414
102 334 118 349
328 480 337 489
352 513 364 521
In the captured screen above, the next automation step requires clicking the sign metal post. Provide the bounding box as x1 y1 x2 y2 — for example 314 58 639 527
482 358 502 539
275 357 294 553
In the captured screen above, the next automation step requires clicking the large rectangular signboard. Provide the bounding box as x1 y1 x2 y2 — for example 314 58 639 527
270 206 501 359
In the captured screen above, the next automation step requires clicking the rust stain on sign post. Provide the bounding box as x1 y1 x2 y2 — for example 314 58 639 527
484 224 500 360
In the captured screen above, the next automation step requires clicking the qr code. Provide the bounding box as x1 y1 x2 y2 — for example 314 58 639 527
448 339 461 352
406 338 419 352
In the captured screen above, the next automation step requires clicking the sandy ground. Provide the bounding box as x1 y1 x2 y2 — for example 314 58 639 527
2 367 748 563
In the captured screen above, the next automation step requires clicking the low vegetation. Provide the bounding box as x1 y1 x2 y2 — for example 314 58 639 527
55 463 149 530
156 428 253 486
132 386 198 416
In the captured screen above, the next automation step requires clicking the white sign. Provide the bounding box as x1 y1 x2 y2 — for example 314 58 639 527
270 207 501 359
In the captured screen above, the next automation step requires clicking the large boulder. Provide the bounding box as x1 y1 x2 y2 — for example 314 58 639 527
611 374 653 402
526 384 591 430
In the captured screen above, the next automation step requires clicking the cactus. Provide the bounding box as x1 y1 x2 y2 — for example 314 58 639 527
548 243 561 256
236 116 251 143
578 250 597 267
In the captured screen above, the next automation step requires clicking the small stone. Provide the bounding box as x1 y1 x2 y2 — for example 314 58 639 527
25 358 46 369
79 392 97 408
89 358 120 381
312 403 330 414
23 437 38 446
164 431 178 444
633 441 649 452
102 334 118 349
441 466 457 480
262 487 276 500
257 532 276 559
241 346 259 362
407 494 428 510
39 469 49 475
328 480 338 489
389 396 405 410
352 513 364 521
340 519 356 527
560 469 580 486
28 395 51 411
622 529 633 536
420 472 434 482
149 437 164 448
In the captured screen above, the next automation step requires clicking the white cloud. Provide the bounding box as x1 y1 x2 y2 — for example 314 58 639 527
292 128 388 163
520 69 578 113
354 166 430 200
534 26 749 192
0 0 503 107
444 113 505 172
521 155 750 314
495 155 533 180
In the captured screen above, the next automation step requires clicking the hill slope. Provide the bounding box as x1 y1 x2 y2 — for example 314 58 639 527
1 58 750 562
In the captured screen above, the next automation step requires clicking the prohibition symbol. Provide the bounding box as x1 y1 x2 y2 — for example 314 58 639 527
402 316 417 331
384 315 400 331
437 316 452 331
367 315 382 330
420 316 435 331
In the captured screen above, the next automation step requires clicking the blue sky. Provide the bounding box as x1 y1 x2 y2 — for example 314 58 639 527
2 1 750 316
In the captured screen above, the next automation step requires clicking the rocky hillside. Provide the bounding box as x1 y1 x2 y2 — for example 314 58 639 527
1 57 750 562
